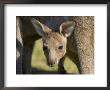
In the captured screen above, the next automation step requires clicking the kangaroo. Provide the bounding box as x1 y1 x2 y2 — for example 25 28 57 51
16 16 94 74
31 18 78 72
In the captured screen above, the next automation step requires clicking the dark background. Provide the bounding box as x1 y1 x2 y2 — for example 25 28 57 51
0 0 110 90
0 0 109 4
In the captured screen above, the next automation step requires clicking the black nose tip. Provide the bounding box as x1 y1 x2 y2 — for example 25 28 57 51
49 63 54 67
48 61 55 67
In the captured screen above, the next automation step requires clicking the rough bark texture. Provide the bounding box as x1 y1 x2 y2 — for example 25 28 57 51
73 16 94 74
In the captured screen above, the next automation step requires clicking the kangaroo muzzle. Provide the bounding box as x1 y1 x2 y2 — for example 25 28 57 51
48 51 59 66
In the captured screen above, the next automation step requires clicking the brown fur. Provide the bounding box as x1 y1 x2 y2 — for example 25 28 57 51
42 32 67 66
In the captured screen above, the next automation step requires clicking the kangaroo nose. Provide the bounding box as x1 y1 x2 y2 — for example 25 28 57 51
49 61 55 67
49 51 57 66
49 60 56 67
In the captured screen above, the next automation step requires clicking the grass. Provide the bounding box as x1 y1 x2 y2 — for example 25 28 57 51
31 38 79 74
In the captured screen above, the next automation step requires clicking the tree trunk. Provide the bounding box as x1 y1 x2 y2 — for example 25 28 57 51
73 16 94 74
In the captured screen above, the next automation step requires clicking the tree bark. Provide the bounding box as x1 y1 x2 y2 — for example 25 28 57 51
73 16 94 74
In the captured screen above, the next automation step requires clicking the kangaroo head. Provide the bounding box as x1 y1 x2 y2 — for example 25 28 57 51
31 18 75 66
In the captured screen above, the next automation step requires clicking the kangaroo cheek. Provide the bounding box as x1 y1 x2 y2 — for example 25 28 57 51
60 50 66 58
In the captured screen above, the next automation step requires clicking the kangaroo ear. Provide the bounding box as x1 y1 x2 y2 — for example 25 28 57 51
31 18 51 37
60 21 75 37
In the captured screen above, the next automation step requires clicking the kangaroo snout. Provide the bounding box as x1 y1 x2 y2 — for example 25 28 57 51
48 59 58 66
48 53 59 66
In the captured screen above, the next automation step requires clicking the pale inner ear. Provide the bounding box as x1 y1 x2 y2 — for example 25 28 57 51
31 18 51 37
60 21 76 37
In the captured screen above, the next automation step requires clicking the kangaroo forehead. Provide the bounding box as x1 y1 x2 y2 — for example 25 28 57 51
47 32 65 42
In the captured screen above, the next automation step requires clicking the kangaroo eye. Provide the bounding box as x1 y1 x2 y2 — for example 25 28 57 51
58 45 63 50
43 43 48 50
43 46 48 50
